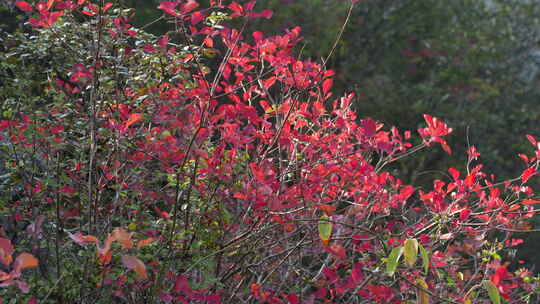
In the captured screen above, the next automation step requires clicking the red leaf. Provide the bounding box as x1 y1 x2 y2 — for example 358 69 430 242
15 1 33 12
121 255 147 279
180 0 199 14
103 2 113 12
158 35 169 49
361 118 377 137
286 293 299 304
158 1 178 16
522 167 536 183
203 36 214 48
322 78 333 96
448 168 460 180
251 9 273 19
526 134 537 147
191 11 204 25
460 208 471 221
522 199 540 205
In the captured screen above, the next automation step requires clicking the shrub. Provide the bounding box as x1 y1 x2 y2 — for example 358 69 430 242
0 0 539 303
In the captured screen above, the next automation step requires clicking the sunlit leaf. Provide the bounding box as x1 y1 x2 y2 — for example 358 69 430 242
386 246 404 276
419 244 429 275
404 238 419 268
482 280 500 304
318 214 332 247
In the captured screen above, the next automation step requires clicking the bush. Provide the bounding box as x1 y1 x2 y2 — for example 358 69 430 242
0 0 539 303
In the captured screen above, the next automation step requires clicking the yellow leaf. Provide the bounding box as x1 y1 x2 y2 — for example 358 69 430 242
416 278 429 304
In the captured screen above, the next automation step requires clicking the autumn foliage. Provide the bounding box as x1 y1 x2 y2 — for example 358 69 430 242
1 0 540 303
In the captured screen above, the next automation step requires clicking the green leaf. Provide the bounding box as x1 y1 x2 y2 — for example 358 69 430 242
482 280 501 304
419 243 430 275
404 238 419 268
318 214 332 246
386 246 404 276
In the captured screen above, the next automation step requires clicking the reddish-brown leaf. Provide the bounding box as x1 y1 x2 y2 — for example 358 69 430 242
13 253 38 271
69 232 98 245
0 238 14 266
121 255 147 279
112 228 133 249
136 237 155 249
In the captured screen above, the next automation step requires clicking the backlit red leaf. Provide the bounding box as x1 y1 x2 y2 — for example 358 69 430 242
522 167 536 184
522 199 540 205
15 1 33 12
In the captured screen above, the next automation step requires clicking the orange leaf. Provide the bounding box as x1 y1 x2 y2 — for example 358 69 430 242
97 233 115 264
316 204 336 216
14 253 38 270
69 232 98 245
112 228 133 249
136 237 155 249
522 199 540 205
121 255 147 279
124 113 142 128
